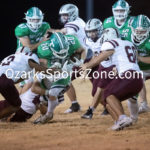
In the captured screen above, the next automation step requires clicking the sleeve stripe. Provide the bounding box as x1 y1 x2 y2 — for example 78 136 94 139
64 25 78 32
20 47 25 53
67 23 80 30
111 40 119 47
107 41 116 48
65 23 79 31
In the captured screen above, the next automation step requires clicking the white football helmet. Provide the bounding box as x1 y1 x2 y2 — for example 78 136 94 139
25 7 44 31
100 28 120 44
59 4 79 24
112 0 130 20
85 18 103 42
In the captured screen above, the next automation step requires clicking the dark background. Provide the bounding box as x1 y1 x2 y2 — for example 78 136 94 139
0 0 149 60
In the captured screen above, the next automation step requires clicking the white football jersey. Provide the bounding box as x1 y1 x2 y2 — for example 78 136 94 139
20 88 39 114
64 17 86 48
0 52 39 82
84 37 112 68
84 38 101 56
101 38 140 74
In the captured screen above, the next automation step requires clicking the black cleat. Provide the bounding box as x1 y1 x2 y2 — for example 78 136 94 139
81 107 93 119
64 103 81 113
101 108 109 116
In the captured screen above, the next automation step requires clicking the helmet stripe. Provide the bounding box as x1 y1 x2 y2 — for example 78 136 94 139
139 15 142 28
55 33 64 49
33 7 36 17
118 0 121 6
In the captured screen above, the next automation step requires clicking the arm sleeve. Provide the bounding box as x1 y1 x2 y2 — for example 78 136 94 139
66 27 76 35
101 42 114 51
64 22 79 34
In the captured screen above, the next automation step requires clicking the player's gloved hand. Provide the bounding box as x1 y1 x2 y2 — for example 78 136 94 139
62 61 73 73
50 62 61 69
70 57 84 67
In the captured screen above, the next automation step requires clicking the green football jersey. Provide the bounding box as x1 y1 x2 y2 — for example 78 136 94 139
126 34 150 70
37 34 81 67
15 22 50 50
103 16 134 40
37 34 81 86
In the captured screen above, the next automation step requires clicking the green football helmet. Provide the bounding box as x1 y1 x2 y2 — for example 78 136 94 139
49 32 69 59
112 0 130 20
25 7 43 31
131 15 150 45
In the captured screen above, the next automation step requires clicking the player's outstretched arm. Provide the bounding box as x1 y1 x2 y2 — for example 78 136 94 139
138 56 150 64
19 35 49 51
81 50 114 70
28 59 59 75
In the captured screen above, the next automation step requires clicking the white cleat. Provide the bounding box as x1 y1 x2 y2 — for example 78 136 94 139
138 103 150 114
111 117 132 131
34 112 53 124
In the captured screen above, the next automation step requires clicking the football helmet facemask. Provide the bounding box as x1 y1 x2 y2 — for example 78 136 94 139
85 18 103 42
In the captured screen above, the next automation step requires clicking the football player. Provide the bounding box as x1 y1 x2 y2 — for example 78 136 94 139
81 28 143 131
15 7 52 93
32 32 86 123
127 14 150 113
48 4 86 113
8 73 64 122
0 51 57 120
102 0 135 115
15 7 51 53
103 0 134 40
79 18 114 119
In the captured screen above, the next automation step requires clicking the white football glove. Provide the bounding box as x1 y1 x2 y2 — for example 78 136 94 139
50 62 61 69
70 57 84 67
62 61 74 73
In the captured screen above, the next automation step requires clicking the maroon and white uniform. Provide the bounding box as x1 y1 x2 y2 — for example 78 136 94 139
64 17 86 48
100 38 143 103
84 37 112 68
0 52 39 83
85 37 115 96
0 52 39 108
9 88 40 122
101 39 140 75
